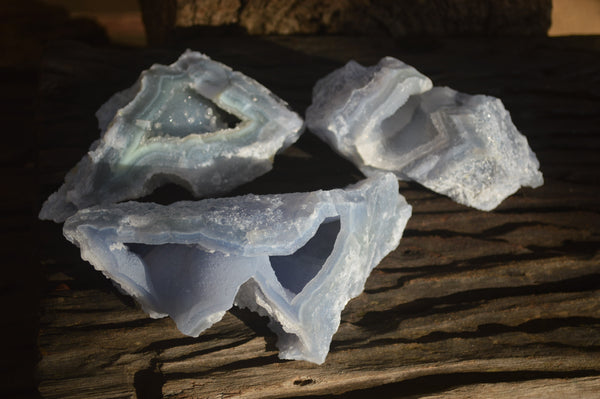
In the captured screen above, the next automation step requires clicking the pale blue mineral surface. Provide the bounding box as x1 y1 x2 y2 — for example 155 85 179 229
306 57 543 211
40 50 304 222
62 173 412 364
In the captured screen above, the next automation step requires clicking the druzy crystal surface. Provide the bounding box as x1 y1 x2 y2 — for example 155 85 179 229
40 50 304 222
306 57 543 211
62 173 411 364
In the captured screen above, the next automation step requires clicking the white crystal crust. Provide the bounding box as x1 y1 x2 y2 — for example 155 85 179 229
40 50 304 222
63 173 411 364
306 57 543 210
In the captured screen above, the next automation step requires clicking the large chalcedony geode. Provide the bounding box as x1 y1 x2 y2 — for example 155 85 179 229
39 50 304 222
63 173 411 364
306 57 543 211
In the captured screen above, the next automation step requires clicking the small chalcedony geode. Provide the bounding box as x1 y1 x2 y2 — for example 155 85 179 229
306 57 543 211
63 173 411 364
39 50 304 223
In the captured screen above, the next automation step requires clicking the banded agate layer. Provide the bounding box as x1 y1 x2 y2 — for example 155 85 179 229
40 50 304 222
63 173 411 364
306 57 543 211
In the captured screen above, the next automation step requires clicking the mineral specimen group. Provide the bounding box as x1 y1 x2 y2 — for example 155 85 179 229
306 57 543 210
63 173 411 364
39 50 304 222
41 50 546 365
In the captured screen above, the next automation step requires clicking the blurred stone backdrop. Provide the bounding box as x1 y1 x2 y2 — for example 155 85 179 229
38 0 600 47
139 0 553 44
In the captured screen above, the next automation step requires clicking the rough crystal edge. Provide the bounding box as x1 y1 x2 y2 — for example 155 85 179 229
40 50 304 223
306 57 543 211
63 173 411 364
307 57 433 163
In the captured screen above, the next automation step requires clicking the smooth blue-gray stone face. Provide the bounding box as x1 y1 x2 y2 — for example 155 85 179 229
40 50 304 222
306 57 543 211
63 173 412 364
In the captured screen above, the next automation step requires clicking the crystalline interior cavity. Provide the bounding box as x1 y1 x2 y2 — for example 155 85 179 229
62 173 411 364
306 57 543 211
40 50 304 222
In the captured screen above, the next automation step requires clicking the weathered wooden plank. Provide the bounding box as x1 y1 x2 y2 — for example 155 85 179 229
37 36 600 398
406 377 600 399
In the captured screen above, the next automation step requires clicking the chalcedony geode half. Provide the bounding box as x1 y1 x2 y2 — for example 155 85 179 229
306 57 543 211
62 173 411 364
40 50 304 222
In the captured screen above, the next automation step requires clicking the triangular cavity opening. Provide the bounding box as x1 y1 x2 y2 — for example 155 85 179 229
269 217 341 297
378 94 448 167
125 243 253 334
132 76 241 139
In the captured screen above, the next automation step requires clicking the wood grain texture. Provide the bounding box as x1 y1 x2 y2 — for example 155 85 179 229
36 36 600 398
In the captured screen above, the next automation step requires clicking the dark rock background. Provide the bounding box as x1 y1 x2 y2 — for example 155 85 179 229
140 0 552 45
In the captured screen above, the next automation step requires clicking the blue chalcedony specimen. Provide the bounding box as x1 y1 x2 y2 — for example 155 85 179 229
40 50 304 222
306 57 543 211
62 173 412 364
